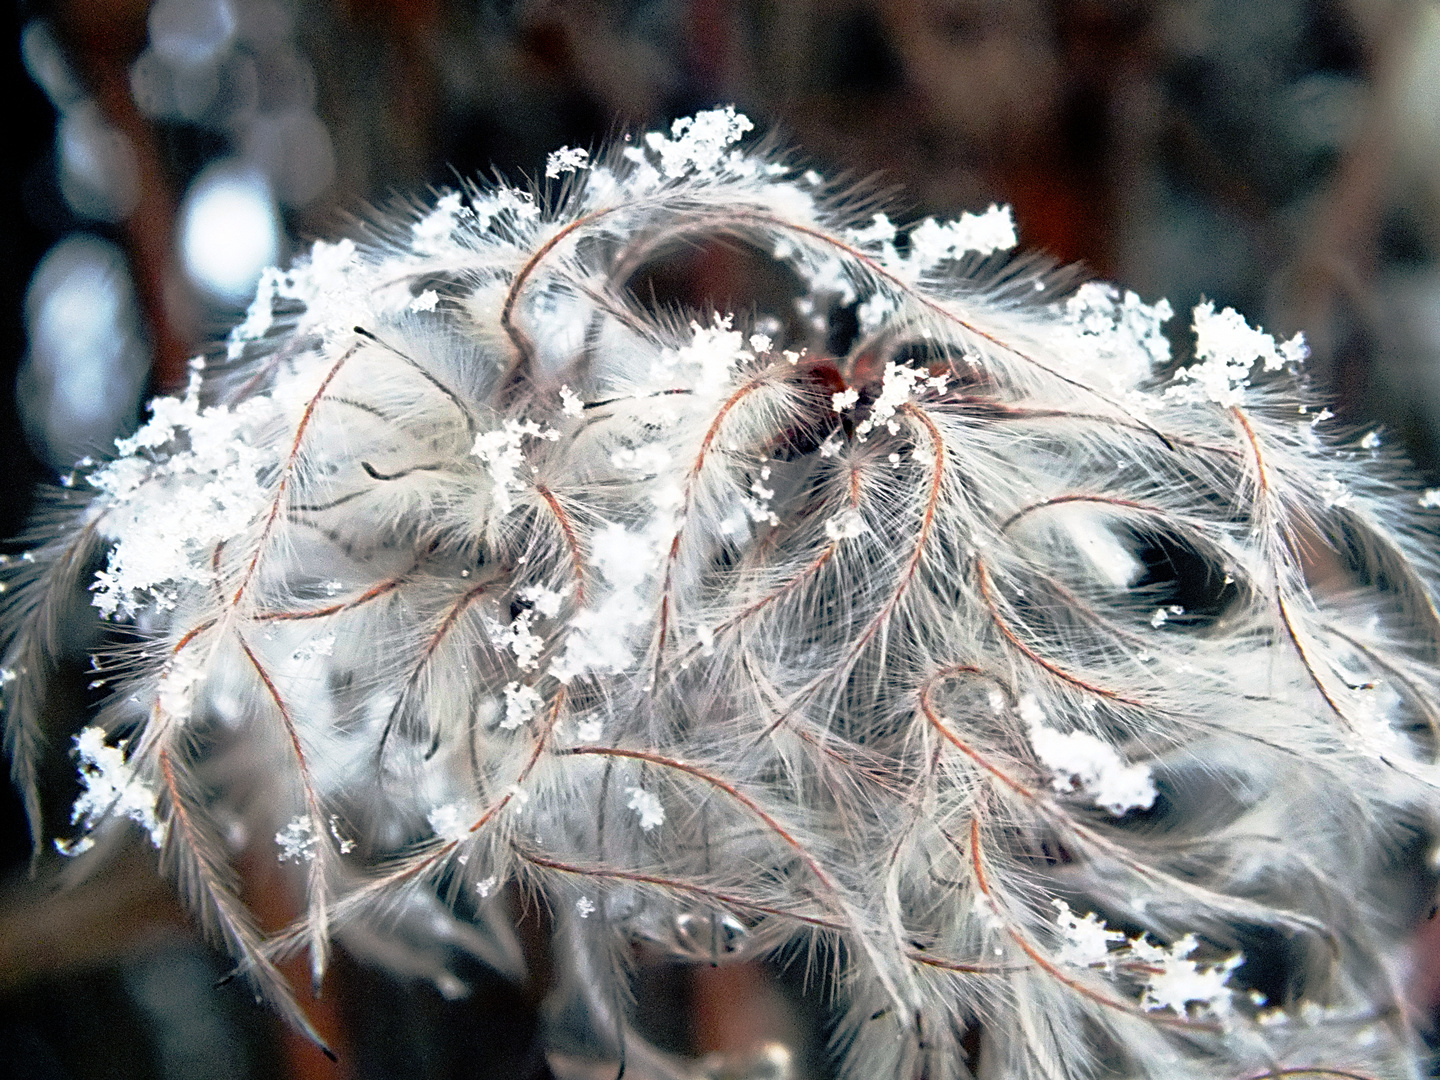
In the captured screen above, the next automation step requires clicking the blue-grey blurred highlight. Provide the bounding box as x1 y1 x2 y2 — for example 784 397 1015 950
18 236 149 471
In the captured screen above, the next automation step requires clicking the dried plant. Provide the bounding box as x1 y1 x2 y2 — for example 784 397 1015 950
6 108 1440 1079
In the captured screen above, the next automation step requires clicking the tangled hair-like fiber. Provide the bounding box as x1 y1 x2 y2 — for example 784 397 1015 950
6 109 1440 1079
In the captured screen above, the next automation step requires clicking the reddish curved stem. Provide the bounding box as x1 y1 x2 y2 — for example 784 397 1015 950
534 483 586 605
918 667 1034 798
233 344 359 607
974 556 1146 708
967 815 1219 1033
653 372 774 669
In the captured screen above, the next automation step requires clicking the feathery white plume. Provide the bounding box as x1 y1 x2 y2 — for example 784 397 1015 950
4 107 1437 1079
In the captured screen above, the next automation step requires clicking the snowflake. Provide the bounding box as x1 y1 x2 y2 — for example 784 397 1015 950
642 106 754 178
471 419 560 517
904 205 1016 266
626 786 665 831
1168 302 1308 407
855 362 925 439
1052 899 1125 968
662 314 752 396
156 648 207 725
559 385 584 417
1022 695 1157 815
501 682 543 730
1050 283 1173 392
1130 934 1243 1017
427 802 473 843
88 374 283 618
545 146 591 178
823 507 868 543
518 584 566 618
412 191 468 256
868 205 1017 283
488 610 545 671
55 727 165 854
275 815 318 863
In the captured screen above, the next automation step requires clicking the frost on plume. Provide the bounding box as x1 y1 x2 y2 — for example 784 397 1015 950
3 108 1438 1080
55 727 165 854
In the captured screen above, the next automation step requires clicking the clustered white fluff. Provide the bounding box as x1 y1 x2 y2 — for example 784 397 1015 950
5 107 1440 1079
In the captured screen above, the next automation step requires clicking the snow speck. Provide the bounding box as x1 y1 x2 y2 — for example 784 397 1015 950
471 418 560 516
56 726 166 853
824 507 866 542
1022 695 1157 815
545 146 591 178
501 682 543 729
291 633 335 662
275 814 318 863
1052 899 1124 968
427 802 473 843
626 786 665 831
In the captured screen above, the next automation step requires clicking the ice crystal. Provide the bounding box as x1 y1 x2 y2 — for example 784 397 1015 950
641 105 753 179
1053 283 1173 393
58 727 165 852
854 361 925 438
625 786 665 831
545 146 591 178
471 419 560 516
1168 302 1308 406
291 634 335 663
1023 695 1157 815
1131 934 1243 1017
427 802 472 844
500 682 542 730
824 507 866 542
275 815 318 863
1052 899 1125 968
88 375 281 617
488 610 545 671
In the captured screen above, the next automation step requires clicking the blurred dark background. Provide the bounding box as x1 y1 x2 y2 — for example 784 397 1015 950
4 1 1440 1077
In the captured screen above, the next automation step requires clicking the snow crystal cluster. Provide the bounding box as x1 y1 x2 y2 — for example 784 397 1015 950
5 107 1440 1079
